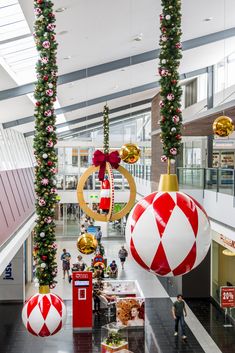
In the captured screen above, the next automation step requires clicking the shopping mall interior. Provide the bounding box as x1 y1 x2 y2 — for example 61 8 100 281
0 0 235 352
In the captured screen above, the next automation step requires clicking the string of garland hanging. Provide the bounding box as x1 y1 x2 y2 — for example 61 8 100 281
33 0 58 289
158 0 183 167
103 104 109 154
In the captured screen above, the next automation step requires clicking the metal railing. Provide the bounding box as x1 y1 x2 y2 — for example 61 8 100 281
177 167 235 196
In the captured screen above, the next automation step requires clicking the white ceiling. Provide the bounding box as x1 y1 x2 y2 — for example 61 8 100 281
0 0 235 137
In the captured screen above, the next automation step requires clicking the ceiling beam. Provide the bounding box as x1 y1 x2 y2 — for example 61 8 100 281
57 108 151 139
59 114 145 139
0 27 234 101
4 66 208 130
24 99 152 136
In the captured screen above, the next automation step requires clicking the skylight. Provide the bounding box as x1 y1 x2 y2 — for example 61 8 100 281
0 36 38 84
0 0 31 42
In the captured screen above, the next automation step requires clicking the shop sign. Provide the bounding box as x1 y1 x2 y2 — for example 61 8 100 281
3 263 14 280
220 287 235 308
220 235 235 249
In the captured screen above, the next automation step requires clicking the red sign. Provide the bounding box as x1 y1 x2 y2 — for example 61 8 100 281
72 271 93 330
220 287 235 308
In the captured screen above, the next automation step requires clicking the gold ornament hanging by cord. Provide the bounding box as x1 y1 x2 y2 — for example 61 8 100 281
77 233 98 255
213 116 234 137
119 143 141 164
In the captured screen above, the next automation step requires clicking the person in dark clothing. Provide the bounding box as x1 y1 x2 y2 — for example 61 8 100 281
172 294 187 339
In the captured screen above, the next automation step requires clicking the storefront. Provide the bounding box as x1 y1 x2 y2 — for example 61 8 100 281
211 229 235 320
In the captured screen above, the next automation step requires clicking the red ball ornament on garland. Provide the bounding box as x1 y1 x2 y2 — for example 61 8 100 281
47 161 53 166
22 291 66 337
125 191 211 276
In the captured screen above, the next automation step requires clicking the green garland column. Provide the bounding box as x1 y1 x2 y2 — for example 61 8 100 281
33 0 58 289
103 104 109 154
158 0 183 170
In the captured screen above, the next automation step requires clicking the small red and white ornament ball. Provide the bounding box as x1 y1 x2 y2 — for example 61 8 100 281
125 191 211 276
22 292 67 337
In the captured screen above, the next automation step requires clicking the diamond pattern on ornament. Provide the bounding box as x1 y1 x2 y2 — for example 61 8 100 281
150 241 171 275
130 238 149 271
173 242 197 276
26 294 39 317
193 207 211 268
39 295 51 320
26 302 45 333
153 193 176 238
161 204 197 271
130 192 156 232
176 192 198 237
130 205 161 268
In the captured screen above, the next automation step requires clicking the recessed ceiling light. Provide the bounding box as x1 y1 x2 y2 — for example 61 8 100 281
204 17 213 22
63 55 72 60
134 33 143 42
58 30 68 36
55 7 67 13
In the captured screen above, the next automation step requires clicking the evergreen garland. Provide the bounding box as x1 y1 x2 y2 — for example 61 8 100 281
33 0 58 288
103 104 109 154
158 0 183 165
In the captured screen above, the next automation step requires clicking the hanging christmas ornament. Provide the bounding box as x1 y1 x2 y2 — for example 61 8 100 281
77 104 136 222
125 190 211 276
22 287 66 337
212 116 234 137
125 0 211 278
77 233 98 255
22 0 66 337
119 143 141 164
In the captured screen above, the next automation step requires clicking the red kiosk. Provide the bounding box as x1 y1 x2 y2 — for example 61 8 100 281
72 271 93 331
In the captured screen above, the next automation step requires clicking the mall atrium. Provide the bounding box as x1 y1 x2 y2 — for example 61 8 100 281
0 1 235 353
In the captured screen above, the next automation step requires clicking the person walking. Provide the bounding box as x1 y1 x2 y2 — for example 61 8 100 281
60 248 71 280
96 227 102 242
118 245 128 269
172 294 187 339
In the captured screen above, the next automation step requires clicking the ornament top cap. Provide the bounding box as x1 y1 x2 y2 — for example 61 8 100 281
158 174 179 192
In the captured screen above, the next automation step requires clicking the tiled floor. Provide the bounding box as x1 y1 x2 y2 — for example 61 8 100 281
2 236 235 353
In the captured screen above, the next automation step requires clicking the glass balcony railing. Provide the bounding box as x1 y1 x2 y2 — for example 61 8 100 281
177 167 235 196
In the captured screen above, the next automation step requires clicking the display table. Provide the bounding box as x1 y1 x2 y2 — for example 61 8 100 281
102 280 143 298
101 323 128 353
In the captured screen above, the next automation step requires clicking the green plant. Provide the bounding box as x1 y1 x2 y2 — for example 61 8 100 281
33 0 58 288
158 0 183 165
104 331 125 347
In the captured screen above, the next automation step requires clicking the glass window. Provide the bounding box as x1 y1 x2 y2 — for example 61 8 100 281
65 175 78 190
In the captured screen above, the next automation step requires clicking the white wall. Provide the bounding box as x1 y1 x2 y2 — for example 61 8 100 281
0 246 25 302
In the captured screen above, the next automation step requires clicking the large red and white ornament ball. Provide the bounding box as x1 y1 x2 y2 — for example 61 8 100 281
125 191 211 276
22 292 67 337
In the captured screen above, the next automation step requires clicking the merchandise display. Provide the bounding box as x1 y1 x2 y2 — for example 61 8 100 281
102 280 140 297
101 323 128 353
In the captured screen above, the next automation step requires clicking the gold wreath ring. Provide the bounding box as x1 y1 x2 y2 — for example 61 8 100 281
77 162 136 221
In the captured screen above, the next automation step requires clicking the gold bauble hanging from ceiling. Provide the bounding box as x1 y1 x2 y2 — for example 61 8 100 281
77 233 98 255
119 143 141 164
213 116 234 137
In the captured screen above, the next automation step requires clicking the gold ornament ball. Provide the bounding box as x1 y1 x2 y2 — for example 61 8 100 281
77 233 98 255
119 143 141 164
213 116 234 137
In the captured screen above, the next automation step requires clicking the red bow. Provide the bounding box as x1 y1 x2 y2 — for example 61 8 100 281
92 150 121 181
